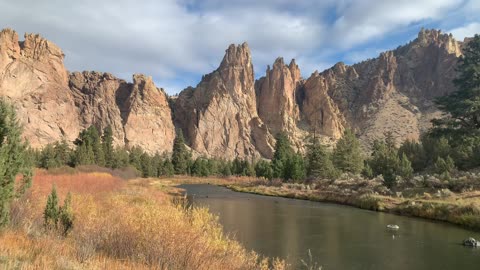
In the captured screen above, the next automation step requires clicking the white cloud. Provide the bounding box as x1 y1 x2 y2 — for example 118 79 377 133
331 0 463 48
449 22 480 40
0 0 474 94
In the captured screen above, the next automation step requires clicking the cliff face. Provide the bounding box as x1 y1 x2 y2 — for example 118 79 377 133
0 29 174 154
255 58 303 147
174 43 274 159
0 27 466 158
0 29 80 147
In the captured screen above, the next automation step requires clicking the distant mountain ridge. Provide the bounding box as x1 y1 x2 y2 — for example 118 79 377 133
0 28 467 158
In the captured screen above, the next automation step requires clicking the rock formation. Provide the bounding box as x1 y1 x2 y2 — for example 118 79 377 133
255 58 303 146
122 74 175 154
0 29 174 154
0 29 80 147
174 43 274 159
0 27 467 158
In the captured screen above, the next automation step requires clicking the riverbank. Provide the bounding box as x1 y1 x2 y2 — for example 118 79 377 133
0 169 285 270
224 178 480 231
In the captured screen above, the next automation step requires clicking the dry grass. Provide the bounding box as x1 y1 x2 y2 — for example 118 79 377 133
1 170 286 270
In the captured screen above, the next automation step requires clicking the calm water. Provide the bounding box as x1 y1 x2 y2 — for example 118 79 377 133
180 184 480 270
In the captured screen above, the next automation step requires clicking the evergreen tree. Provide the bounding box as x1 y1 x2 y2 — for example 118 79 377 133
362 163 374 179
434 156 456 175
220 160 232 177
271 133 294 179
192 158 204 176
171 129 191 174
88 126 105 166
398 139 427 172
44 185 59 230
0 99 32 227
332 129 364 174
255 160 273 179
162 159 175 176
54 140 72 166
111 147 129 169
368 139 400 187
39 143 58 169
398 153 414 180
128 146 144 172
286 152 306 182
140 152 153 177
433 34 480 136
306 137 336 179
59 192 74 236
102 126 114 168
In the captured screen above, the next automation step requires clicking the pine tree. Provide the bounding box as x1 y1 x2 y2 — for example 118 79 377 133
140 152 153 177
111 147 129 169
0 99 32 227
162 159 175 176
54 140 72 166
87 126 105 166
398 139 427 172
368 139 400 187
434 156 455 175
362 163 374 179
271 133 294 180
102 126 114 168
255 160 273 179
286 152 306 182
332 129 364 174
128 146 144 172
44 185 59 230
39 143 58 169
433 34 480 135
398 153 414 180
59 192 74 236
171 129 191 175
220 160 232 177
306 137 336 179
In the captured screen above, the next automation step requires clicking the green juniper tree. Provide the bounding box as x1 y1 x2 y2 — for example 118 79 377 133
271 133 294 180
255 160 273 180
286 152 306 182
59 192 74 236
102 126 114 168
305 136 336 179
44 185 59 230
332 129 364 174
171 129 191 175
398 139 427 172
0 99 32 227
430 34 480 169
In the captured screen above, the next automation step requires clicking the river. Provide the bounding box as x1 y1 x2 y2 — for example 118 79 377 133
180 184 480 269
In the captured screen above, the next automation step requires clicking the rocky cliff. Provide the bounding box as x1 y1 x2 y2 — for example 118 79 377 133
0 29 174 154
0 27 466 158
174 43 274 159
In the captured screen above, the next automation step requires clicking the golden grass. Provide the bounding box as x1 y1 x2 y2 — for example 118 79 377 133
2 170 286 270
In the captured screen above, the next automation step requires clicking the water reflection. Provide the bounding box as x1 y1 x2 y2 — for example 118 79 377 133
181 184 480 270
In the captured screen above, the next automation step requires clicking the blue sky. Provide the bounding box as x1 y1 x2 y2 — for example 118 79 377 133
1 0 479 94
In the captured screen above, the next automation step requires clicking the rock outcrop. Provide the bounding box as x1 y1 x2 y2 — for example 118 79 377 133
0 29 174 154
122 74 175 154
0 28 80 147
174 43 274 159
255 58 303 146
0 27 467 158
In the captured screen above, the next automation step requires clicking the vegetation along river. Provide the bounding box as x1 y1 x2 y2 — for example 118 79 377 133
180 184 480 270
